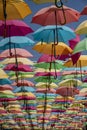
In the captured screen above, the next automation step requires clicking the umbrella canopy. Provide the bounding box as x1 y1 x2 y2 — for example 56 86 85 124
0 68 8 78
73 38 87 54
0 85 13 91
37 54 56 63
35 82 57 88
34 61 64 69
58 79 82 87
33 0 60 4
0 20 33 37
80 6 87 15
31 5 80 25
0 48 33 58
56 86 79 96
0 78 11 85
14 86 35 93
75 20 87 35
12 80 34 87
4 64 33 72
0 0 31 20
33 25 76 43
0 57 34 65
0 36 35 50
33 42 72 55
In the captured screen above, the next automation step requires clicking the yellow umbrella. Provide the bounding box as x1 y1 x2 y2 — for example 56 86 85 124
33 0 60 4
15 92 36 97
58 79 82 87
37 104 51 108
75 20 87 35
0 0 31 20
0 68 8 78
80 88 87 93
0 58 34 65
0 90 14 95
33 42 72 55
10 74 34 80
64 55 87 67
35 82 58 88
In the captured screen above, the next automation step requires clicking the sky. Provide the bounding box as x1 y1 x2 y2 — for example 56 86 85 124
23 0 87 61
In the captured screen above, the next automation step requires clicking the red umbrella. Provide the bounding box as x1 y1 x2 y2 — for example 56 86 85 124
56 86 79 96
0 20 33 37
36 88 56 93
80 6 87 15
0 85 13 91
4 64 33 72
0 48 33 58
69 34 81 65
31 5 80 25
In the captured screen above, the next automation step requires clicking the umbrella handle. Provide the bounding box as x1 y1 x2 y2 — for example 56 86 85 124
55 0 63 8
59 6 66 25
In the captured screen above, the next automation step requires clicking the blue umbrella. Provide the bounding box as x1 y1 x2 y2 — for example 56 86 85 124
32 25 76 43
0 36 35 50
14 86 35 93
0 79 11 85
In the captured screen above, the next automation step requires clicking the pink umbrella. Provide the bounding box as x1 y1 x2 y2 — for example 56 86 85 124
37 54 56 63
56 86 79 97
4 64 33 72
0 20 33 37
0 48 33 58
36 88 56 93
80 6 87 15
0 85 13 91
12 80 34 87
31 5 80 25
35 72 61 77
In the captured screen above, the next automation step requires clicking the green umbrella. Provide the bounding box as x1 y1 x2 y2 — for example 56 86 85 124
34 60 65 70
34 76 59 83
73 38 87 54
61 74 85 80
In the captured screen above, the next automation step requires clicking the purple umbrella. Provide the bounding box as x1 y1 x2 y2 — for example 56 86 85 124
0 20 33 37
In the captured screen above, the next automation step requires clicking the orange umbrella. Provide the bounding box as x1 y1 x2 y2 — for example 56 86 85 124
33 42 72 55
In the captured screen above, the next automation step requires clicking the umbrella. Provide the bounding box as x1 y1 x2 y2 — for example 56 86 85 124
0 20 33 37
80 6 87 15
34 61 64 70
14 87 35 93
32 0 61 4
58 79 82 87
0 68 8 79
75 20 87 35
37 54 56 63
0 85 13 91
32 25 76 43
0 48 33 58
0 0 31 20
33 42 72 55
31 5 80 25
56 86 79 96
35 82 57 89
0 79 11 85
64 55 87 67
0 36 35 51
0 57 34 65
73 38 87 54
12 80 34 87
4 64 33 72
